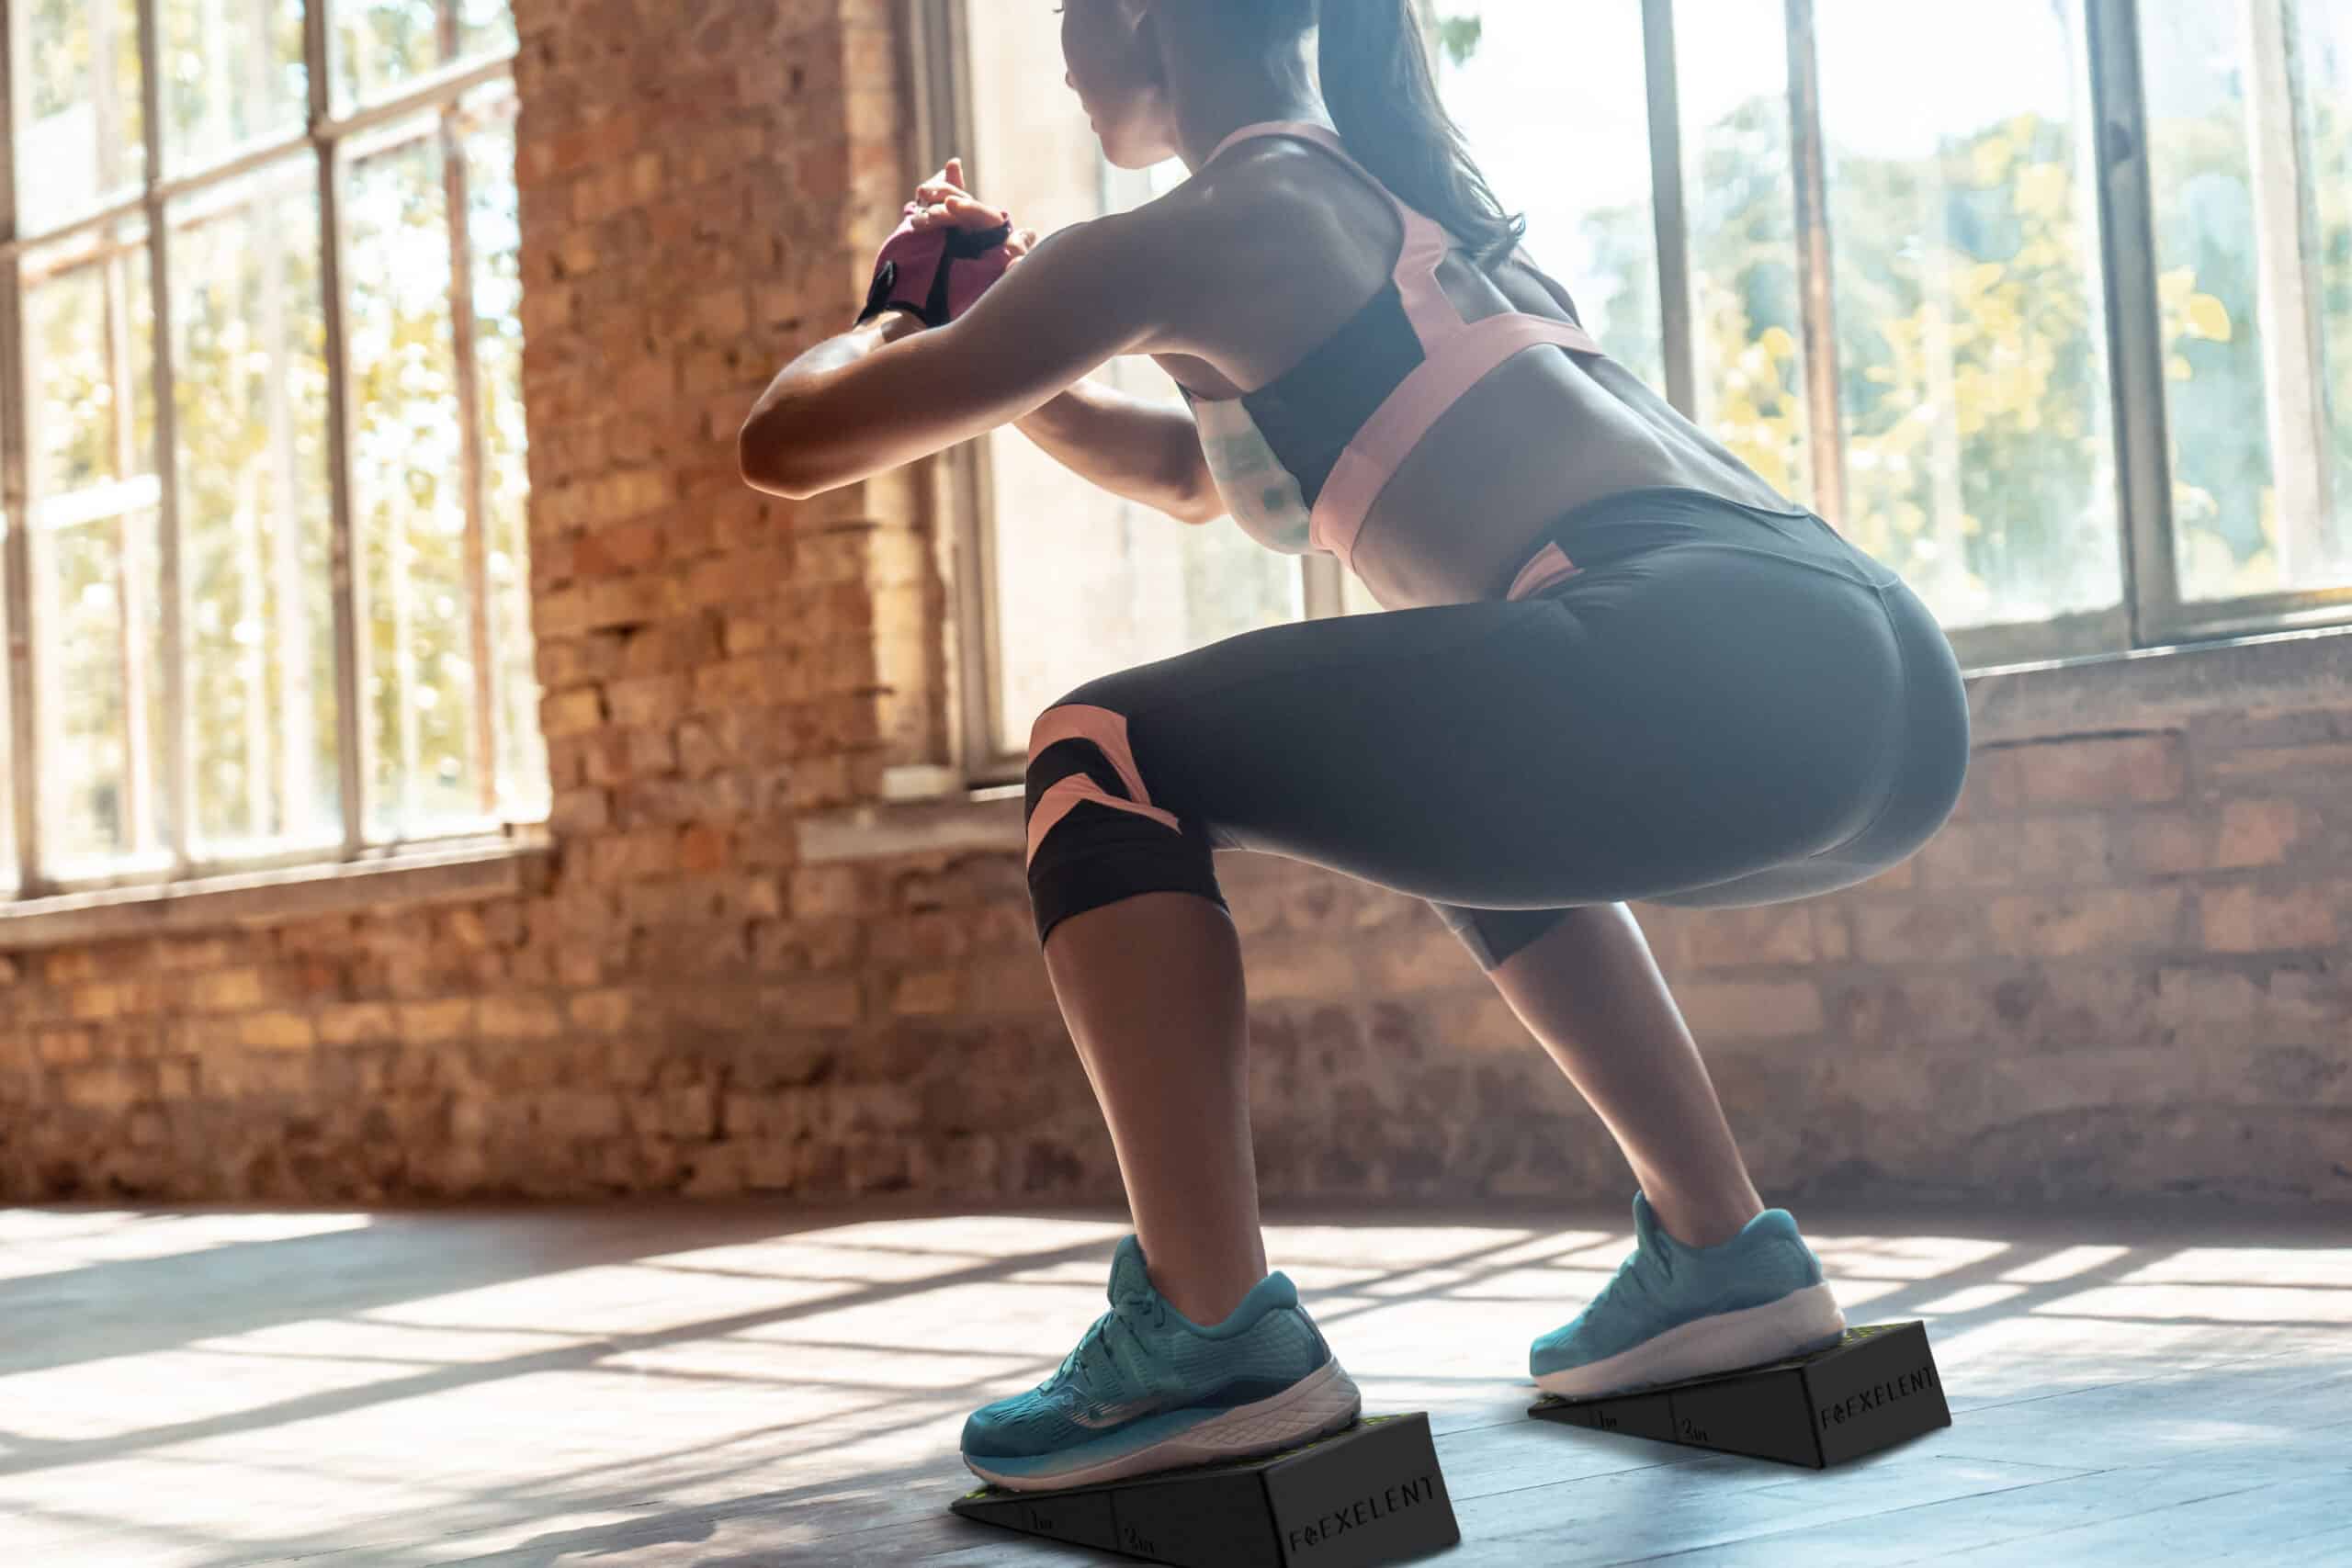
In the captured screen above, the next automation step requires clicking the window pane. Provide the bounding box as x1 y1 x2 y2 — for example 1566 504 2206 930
2154 0 2352 602
25 236 171 873
345 125 487 839
1679 0 1815 506
2316 0 2352 579
1818 0 2120 628
458 86 548 822
171 160 342 856
161 0 308 176
27 241 153 502
2138 0 2352 601
1437 4 1664 385
970 4 1300 751
333 0 442 111
34 508 169 873
0 585 16 885
0 449 15 894
2140 2 2267 601
15 0 145 234
459 0 515 62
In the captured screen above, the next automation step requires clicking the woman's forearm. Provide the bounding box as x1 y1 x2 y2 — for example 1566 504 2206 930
739 310 927 494
739 309 1217 522
1016 379 1224 525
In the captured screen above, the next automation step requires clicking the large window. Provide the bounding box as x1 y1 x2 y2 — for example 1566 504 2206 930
936 0 2352 782
956 0 1308 756
0 0 542 897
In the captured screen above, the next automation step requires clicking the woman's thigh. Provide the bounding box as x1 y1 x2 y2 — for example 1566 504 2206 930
1052 537 1913 917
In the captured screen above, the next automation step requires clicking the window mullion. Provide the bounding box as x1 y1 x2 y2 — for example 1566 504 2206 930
921 0 1004 778
0 0 44 895
439 114 498 821
1301 555 1343 619
438 0 498 821
1784 0 1848 529
1644 0 1697 420
107 239 159 858
136 0 192 874
390 483 417 833
2086 0 2177 646
256 177 313 837
309 0 368 856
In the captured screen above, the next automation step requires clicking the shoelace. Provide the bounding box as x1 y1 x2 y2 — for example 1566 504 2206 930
1601 1244 1668 1312
1060 1292 1168 1396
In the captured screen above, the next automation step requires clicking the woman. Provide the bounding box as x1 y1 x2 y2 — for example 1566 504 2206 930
740 0 1968 1495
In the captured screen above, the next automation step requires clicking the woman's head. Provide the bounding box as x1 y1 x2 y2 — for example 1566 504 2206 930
1057 0 1314 170
1053 0 1163 169
1057 1 1525 267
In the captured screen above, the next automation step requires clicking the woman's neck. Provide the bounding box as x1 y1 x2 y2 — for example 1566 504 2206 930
1170 62 1326 173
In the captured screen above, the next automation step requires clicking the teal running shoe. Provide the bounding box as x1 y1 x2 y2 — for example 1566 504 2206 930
962 1235 1361 1493
1532 1190 1847 1399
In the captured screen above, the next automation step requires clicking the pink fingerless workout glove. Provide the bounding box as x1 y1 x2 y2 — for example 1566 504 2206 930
855 205 1015 330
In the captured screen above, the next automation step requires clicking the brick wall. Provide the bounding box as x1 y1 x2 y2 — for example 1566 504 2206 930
2 2 2346 1208
783 678 2352 1212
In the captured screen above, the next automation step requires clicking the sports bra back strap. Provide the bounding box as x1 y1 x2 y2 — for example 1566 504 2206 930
1310 315 1606 568
1202 121 1461 348
1204 118 1345 165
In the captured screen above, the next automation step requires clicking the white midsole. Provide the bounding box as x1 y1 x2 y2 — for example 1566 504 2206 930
965 1356 1363 1494
1533 1283 1848 1400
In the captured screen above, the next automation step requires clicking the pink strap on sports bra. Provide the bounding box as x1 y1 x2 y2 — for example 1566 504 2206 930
1317 313 1602 567
1203 121 1610 571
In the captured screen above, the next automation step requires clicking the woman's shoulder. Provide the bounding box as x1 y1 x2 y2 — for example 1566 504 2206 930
1134 146 1332 241
1495 250 1585 326
1030 162 1315 305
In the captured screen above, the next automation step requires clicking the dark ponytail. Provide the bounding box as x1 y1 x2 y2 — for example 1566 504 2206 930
1317 1 1526 267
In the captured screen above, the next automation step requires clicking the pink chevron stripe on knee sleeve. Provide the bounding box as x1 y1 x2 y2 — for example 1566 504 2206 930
1024 777 1184 869
1030 705 1156 803
1024 705 1183 870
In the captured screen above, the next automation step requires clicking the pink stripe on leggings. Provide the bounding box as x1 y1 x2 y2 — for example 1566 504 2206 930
1507 540 1582 602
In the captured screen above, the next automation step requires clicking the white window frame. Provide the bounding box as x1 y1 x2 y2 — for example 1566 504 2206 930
0 0 530 900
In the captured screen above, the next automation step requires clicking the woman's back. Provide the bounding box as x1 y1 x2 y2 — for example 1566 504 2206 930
1139 130 1795 607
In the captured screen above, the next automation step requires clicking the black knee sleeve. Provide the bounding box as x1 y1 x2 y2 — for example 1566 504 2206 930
1025 705 1228 950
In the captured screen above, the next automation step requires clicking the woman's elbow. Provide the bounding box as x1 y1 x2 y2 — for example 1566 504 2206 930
1162 456 1225 526
738 422 803 499
1172 491 1226 527
737 412 834 500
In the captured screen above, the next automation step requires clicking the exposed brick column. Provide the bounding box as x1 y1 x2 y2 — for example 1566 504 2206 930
514 0 949 855
485 0 978 1198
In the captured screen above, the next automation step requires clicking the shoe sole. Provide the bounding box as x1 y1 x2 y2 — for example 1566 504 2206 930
1533 1282 1848 1400
965 1356 1363 1494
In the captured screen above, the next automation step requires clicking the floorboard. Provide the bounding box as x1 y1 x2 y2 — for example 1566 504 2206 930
2 1197 2345 1565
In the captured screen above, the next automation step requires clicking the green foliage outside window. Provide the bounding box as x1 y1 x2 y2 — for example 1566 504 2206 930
14 5 537 874
1435 5 2345 623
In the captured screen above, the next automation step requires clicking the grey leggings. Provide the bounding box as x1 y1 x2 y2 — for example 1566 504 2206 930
1023 487 1971 970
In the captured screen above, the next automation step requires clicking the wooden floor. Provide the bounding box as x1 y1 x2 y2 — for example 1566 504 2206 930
3 1196 2348 1566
